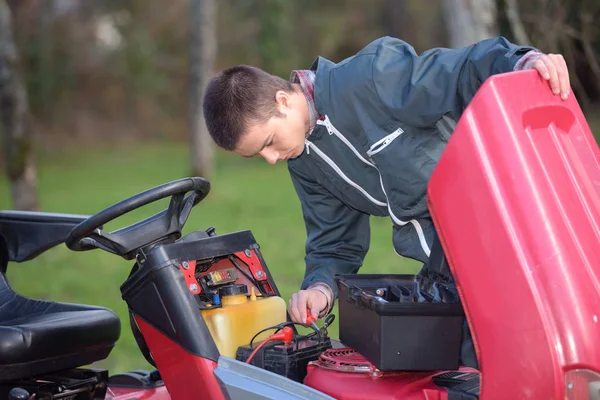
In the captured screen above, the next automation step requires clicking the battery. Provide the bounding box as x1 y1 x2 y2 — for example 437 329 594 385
236 336 332 383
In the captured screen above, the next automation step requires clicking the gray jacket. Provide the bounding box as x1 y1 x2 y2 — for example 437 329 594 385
287 36 536 298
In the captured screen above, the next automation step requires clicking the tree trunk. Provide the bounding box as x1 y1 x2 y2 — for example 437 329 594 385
0 0 37 210
442 0 498 48
189 0 216 178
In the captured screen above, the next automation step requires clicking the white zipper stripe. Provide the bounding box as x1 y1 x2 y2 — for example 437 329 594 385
410 220 432 257
316 117 375 167
304 140 387 207
376 172 431 257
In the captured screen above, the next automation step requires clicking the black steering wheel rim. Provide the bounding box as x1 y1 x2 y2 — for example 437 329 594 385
65 177 210 258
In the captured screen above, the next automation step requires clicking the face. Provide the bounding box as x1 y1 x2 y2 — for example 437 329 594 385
234 88 309 164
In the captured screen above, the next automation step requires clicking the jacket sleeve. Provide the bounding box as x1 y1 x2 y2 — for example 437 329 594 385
288 162 371 301
368 36 538 126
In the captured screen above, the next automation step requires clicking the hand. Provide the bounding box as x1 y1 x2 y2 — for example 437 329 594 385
288 289 328 324
530 53 571 100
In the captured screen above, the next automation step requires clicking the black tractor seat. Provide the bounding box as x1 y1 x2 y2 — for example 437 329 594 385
0 210 121 382
0 273 121 382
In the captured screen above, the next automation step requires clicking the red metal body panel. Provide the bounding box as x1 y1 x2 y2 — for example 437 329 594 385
303 365 449 400
107 386 170 399
134 316 225 400
427 70 600 399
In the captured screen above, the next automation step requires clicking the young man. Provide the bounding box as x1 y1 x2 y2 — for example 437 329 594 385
202 36 571 327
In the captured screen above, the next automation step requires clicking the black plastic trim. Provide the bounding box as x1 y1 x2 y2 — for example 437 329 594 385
121 260 220 362
108 369 164 389
0 210 89 225
0 211 90 266
143 230 259 266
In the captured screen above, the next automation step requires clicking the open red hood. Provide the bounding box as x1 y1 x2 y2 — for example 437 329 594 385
428 69 600 399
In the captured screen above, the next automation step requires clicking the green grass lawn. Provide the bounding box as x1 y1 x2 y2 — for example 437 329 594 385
0 141 420 374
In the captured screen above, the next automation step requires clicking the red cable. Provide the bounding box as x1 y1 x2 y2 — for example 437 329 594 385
246 326 293 364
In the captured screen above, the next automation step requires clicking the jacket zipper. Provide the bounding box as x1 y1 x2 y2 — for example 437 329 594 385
366 127 404 157
304 140 387 207
316 117 375 167
311 115 431 257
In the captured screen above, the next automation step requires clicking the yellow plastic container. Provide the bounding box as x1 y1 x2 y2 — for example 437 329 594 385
200 287 287 358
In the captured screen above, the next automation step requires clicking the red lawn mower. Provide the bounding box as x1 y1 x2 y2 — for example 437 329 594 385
1 70 599 400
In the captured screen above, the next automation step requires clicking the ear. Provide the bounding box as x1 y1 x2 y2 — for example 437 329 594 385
275 90 292 111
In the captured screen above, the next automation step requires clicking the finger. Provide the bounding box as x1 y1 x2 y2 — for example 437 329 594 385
288 294 300 323
297 291 308 323
550 54 568 99
542 55 560 95
554 54 571 99
534 57 550 81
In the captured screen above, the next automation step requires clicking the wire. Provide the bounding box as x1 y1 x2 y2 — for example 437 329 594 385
249 321 320 348
245 337 273 364
246 314 336 360
228 255 258 287
249 326 281 348
246 327 294 364
323 314 335 328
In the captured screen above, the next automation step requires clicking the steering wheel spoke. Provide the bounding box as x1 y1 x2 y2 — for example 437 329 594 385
88 229 124 255
178 191 203 227
167 192 186 227
81 237 120 256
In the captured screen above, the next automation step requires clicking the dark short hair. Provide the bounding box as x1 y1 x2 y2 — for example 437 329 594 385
202 65 295 151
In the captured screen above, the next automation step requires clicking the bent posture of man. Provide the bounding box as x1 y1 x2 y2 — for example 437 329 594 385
202 36 570 339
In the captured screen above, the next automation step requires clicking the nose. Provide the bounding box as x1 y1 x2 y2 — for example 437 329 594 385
259 148 279 164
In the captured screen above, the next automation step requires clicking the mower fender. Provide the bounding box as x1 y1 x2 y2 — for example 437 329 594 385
213 356 335 400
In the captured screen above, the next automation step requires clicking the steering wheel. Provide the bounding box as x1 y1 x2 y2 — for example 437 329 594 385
65 177 210 260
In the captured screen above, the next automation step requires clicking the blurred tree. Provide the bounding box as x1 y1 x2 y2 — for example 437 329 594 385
496 0 600 109
258 0 292 77
0 0 37 210
0 0 595 153
189 0 216 177
381 0 448 53
443 0 498 48
503 0 531 45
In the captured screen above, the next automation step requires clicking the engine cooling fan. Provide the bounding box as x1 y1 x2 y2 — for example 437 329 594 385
311 348 376 374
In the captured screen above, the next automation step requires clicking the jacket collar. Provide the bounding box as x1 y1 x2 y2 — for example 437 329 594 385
289 69 323 137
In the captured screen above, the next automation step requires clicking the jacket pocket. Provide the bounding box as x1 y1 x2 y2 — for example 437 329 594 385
366 127 404 157
367 128 436 218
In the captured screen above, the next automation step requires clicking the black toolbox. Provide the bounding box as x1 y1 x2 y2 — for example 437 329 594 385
335 273 465 372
